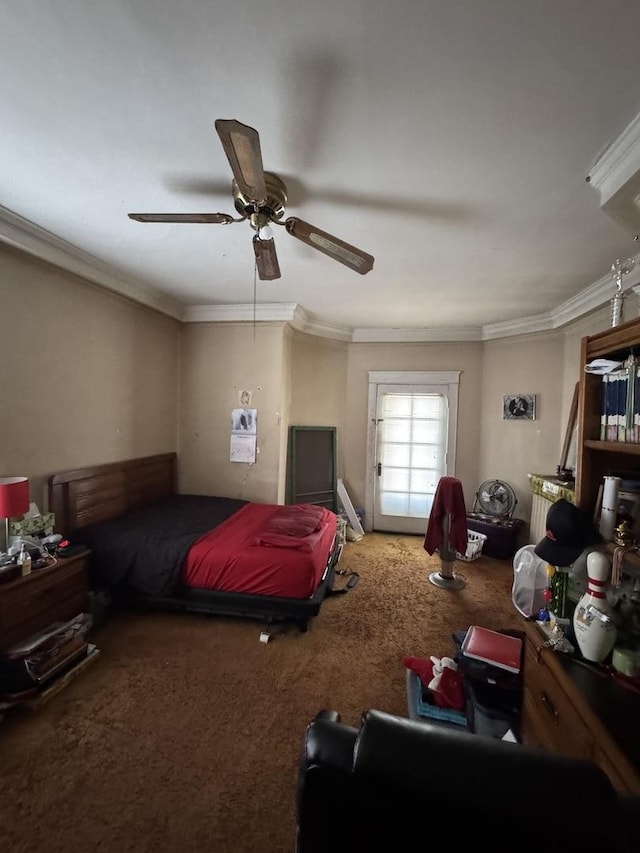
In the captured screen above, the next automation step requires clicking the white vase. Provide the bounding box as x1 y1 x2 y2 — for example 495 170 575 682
572 551 617 663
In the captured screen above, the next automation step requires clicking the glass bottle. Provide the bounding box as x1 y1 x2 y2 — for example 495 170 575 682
19 544 32 576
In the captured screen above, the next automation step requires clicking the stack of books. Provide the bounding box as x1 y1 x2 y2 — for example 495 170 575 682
593 355 640 444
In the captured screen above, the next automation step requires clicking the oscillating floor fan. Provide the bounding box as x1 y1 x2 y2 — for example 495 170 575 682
428 512 466 590
425 477 468 591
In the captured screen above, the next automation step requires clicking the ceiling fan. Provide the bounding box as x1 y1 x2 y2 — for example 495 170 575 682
128 119 375 281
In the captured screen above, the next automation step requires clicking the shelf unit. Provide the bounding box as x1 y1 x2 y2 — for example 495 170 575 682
520 318 640 793
576 315 640 517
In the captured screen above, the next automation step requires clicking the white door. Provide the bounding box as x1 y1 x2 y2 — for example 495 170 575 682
365 372 460 535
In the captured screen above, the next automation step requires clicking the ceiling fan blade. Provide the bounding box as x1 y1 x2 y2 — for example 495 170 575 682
253 236 281 280
215 119 267 203
128 213 235 224
284 217 374 275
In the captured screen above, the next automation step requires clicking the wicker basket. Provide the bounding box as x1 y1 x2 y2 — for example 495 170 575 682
456 530 488 562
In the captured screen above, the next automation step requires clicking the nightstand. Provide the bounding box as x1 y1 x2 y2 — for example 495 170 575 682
0 550 90 653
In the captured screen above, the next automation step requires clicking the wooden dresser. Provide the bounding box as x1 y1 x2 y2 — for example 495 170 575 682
0 551 89 652
521 620 640 793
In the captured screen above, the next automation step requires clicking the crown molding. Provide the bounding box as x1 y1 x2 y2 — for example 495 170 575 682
354 267 632 343
352 326 482 343
3 202 639 343
481 258 640 340
288 306 353 341
183 302 298 324
552 257 640 319
0 204 184 320
588 110 640 203
587 110 640 238
480 312 553 341
183 302 353 340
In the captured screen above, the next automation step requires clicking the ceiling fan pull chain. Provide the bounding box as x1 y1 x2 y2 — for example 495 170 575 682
253 259 258 340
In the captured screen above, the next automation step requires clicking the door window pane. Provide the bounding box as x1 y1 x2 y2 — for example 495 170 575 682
411 396 440 417
383 443 411 467
381 468 410 491
380 492 410 515
410 420 442 444
384 419 412 443
409 469 436 492
410 445 439 467
409 493 432 517
376 391 447 522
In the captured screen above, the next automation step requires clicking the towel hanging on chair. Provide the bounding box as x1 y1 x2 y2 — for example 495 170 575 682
424 476 468 556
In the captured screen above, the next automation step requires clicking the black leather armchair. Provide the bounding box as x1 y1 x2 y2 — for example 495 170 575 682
296 709 639 852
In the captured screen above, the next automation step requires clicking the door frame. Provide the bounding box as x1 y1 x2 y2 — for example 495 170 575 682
364 371 461 533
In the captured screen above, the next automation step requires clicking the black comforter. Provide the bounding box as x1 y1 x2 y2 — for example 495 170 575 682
71 494 247 597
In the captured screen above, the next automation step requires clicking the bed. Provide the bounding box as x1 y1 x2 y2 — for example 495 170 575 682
48 453 345 636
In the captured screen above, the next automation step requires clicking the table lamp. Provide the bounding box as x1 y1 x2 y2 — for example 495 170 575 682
0 477 29 555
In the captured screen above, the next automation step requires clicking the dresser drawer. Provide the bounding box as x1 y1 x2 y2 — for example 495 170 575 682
0 555 89 651
522 639 593 761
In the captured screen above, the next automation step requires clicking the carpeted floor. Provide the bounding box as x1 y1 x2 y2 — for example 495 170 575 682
0 533 524 853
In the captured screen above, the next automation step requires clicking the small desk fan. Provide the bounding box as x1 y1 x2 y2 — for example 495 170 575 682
473 480 517 519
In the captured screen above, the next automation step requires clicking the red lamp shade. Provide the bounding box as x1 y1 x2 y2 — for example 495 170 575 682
0 477 30 520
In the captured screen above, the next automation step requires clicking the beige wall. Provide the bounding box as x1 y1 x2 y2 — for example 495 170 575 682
479 331 564 527
289 330 348 475
5 241 636 536
178 321 288 503
278 326 293 503
0 245 180 511
343 342 484 512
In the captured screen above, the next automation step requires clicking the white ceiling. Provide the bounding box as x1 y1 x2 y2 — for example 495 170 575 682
3 1 640 340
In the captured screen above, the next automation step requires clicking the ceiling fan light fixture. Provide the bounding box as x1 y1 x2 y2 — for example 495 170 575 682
258 223 274 241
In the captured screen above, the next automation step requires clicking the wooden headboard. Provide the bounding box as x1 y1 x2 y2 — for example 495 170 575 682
48 453 177 536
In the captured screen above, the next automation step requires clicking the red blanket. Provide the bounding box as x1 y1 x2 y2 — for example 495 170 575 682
183 502 337 598
264 503 325 537
252 526 327 553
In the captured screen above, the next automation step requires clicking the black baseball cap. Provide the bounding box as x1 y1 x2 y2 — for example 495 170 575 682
534 498 601 567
